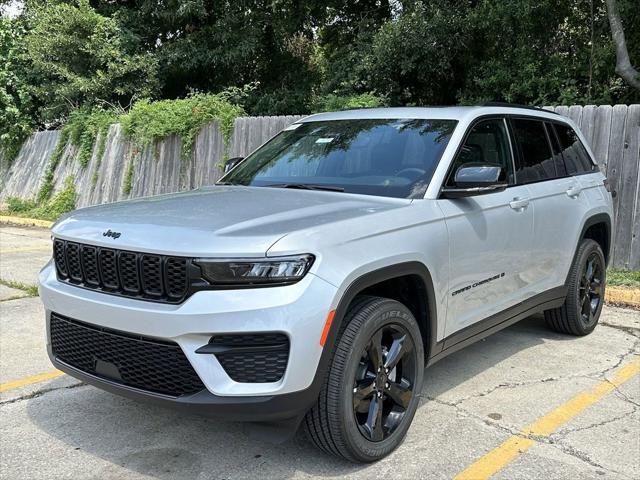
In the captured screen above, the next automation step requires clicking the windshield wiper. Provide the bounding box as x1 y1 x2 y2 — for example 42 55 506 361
265 183 345 192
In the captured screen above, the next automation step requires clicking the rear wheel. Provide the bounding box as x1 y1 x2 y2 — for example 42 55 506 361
545 239 605 336
304 296 424 462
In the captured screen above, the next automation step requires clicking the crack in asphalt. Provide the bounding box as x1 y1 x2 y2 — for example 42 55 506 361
601 321 640 338
0 381 85 406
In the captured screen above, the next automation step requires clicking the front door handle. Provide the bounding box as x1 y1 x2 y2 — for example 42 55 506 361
566 185 582 198
509 197 529 210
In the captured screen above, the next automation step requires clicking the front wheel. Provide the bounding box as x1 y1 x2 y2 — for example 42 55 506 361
545 239 606 336
305 296 424 462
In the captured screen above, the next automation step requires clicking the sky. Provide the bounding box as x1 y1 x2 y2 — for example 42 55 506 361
2 0 24 18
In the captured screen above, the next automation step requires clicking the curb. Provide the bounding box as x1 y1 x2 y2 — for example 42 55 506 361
605 287 640 309
0 215 53 229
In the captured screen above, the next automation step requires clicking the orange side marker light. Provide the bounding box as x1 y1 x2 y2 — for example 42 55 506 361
319 310 336 347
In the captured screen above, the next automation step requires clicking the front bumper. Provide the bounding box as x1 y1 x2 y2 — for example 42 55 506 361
39 261 338 420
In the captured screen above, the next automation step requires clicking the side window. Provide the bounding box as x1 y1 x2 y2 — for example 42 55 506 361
553 123 596 175
511 118 557 184
545 122 568 177
446 119 514 187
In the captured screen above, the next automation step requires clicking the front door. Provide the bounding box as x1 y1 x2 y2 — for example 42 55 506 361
437 118 535 337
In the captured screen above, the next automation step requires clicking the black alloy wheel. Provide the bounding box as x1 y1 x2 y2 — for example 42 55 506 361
545 238 606 336
352 324 418 442
305 296 424 462
578 252 604 328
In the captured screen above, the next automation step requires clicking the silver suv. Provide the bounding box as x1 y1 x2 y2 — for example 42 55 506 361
40 105 613 462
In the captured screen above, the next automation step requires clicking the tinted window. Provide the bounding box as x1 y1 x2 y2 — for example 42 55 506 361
222 119 457 199
546 122 567 177
446 119 513 187
511 118 557 184
553 123 595 175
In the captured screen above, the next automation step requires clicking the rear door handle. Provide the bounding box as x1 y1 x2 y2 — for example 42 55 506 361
509 197 529 210
566 185 582 198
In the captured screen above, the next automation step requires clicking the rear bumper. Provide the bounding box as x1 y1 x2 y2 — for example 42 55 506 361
39 260 338 421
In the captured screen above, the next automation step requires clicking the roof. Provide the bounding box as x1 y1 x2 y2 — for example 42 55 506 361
299 106 564 123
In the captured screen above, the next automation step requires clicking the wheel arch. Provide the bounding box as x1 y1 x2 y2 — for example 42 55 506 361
577 213 612 268
326 262 438 363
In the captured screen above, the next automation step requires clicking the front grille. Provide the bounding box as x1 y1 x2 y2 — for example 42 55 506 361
50 313 205 397
53 239 189 303
208 334 290 383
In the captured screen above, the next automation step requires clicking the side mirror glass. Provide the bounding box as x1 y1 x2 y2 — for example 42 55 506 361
441 164 507 198
224 156 244 173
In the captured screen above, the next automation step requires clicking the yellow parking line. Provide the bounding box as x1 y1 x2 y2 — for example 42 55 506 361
0 370 64 393
0 245 51 254
454 357 640 480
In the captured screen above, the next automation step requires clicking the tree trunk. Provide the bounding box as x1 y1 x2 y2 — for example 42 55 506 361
606 0 640 90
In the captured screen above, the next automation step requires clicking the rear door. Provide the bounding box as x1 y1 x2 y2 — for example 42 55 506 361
509 117 591 293
438 117 535 336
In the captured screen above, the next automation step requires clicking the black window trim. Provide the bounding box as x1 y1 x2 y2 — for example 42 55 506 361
437 114 518 197
508 116 560 187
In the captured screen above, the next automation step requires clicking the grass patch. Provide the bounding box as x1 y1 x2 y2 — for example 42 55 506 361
5 175 77 221
0 278 39 297
608 269 640 289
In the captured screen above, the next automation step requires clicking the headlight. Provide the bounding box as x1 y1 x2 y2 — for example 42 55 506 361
195 254 315 287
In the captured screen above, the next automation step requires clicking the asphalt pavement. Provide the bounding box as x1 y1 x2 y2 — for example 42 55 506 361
1 223 638 479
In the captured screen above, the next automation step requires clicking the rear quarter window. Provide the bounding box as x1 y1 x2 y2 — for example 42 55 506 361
553 123 596 175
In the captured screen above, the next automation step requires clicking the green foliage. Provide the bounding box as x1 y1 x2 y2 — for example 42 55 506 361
122 158 135 195
0 17 33 162
22 0 158 124
6 196 36 213
8 175 76 221
36 129 69 204
120 92 245 159
608 269 640 288
64 108 117 168
3 0 640 164
313 93 388 112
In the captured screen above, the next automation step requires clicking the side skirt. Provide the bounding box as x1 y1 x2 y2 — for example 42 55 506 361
427 286 567 367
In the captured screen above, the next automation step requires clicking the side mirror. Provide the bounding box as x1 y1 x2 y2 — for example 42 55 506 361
441 165 507 198
224 156 244 173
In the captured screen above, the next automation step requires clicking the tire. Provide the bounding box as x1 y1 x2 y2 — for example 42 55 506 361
544 239 606 336
304 295 425 462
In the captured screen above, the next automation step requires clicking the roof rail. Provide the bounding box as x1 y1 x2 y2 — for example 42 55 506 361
481 102 559 115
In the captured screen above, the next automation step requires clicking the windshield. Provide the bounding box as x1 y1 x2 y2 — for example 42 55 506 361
221 119 457 199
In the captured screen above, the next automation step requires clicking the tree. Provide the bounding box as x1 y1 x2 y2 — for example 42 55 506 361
606 0 640 90
0 16 33 161
360 1 470 105
23 0 158 124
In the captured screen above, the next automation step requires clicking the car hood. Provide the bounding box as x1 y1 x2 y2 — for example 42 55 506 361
52 186 411 257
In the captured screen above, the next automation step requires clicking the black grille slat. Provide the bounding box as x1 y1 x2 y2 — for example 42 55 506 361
50 313 205 397
53 240 67 277
209 334 290 383
81 245 100 286
166 258 188 298
66 243 83 281
52 239 189 303
99 249 119 289
141 255 163 296
118 252 140 293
